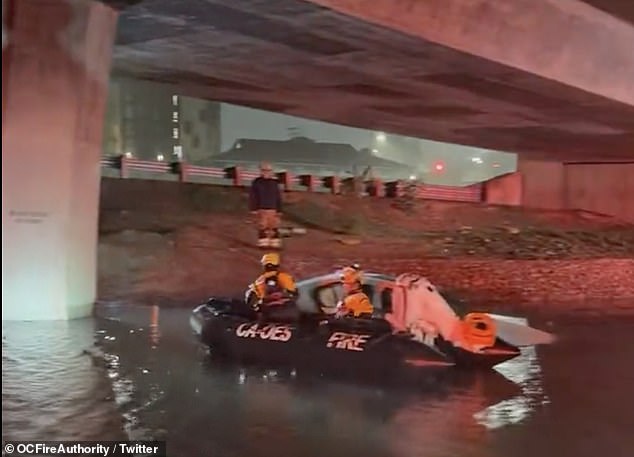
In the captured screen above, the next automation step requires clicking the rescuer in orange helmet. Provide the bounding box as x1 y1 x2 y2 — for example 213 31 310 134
335 263 373 318
245 252 299 321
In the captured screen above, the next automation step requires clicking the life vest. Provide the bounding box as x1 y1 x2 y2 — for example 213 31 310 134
256 272 290 305
262 272 281 294
342 289 373 316
460 312 496 349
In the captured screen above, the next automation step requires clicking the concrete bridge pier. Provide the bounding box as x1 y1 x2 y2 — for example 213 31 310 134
2 0 118 320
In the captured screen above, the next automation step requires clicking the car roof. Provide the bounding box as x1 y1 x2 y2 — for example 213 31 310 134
296 271 396 288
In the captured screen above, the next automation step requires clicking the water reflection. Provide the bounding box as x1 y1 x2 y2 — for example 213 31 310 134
2 319 125 441
4 303 633 457
92 304 546 457
474 316 549 430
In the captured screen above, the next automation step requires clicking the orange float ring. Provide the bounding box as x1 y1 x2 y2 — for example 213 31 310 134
461 312 496 349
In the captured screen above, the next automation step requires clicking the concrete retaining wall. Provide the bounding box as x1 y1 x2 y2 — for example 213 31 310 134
565 163 634 223
484 160 634 223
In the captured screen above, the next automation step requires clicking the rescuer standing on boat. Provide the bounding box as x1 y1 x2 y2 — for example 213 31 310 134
249 161 283 248
336 264 374 318
246 252 299 321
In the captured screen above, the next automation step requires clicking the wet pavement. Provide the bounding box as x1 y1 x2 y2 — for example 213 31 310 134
3 303 634 457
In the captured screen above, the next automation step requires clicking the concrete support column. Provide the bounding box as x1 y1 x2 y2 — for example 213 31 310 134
564 162 634 223
483 172 523 206
517 159 566 210
2 0 118 320
2 0 8 51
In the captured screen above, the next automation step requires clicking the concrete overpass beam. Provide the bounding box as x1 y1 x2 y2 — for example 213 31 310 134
2 0 118 320
308 0 634 106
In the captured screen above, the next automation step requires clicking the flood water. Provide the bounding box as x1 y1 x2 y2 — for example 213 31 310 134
3 303 634 457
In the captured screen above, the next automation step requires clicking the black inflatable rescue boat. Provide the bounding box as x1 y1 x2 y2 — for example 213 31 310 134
190 271 556 376
190 299 520 376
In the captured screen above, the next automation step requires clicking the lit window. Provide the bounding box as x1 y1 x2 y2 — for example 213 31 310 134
172 111 179 122
172 95 179 106
173 145 182 159
124 152 133 158
156 154 164 161
173 128 179 139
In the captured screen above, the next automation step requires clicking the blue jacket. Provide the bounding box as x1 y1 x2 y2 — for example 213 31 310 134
249 177 281 211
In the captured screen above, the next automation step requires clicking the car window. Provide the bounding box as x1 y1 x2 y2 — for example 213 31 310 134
379 287 393 312
314 282 343 312
313 281 391 312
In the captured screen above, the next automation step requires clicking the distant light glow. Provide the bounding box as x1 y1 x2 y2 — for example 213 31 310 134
493 162 501 168
375 132 386 142
434 161 445 172
471 157 483 164
409 175 417 180
156 154 164 161
172 95 179 106
124 152 132 158
372 148 379 154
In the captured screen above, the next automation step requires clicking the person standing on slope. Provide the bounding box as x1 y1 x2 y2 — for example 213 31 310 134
249 161 283 248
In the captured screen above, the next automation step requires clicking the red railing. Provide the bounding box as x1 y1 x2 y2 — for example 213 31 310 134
416 183 481 202
102 155 483 203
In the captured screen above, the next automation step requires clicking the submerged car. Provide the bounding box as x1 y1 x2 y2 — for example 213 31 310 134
190 271 554 376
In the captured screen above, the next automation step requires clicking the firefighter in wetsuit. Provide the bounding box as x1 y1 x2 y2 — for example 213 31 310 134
335 264 374 318
246 252 299 321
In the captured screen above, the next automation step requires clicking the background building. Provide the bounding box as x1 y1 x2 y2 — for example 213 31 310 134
210 136 413 180
102 78 222 162
102 77 173 161
177 96 222 164
101 77 517 185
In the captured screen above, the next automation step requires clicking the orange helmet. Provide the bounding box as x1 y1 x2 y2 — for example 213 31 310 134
339 263 362 285
261 252 280 269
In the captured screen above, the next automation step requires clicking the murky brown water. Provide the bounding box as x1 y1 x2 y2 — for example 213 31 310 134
3 303 634 457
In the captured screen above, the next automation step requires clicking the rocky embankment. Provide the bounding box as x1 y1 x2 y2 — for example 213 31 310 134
97 178 634 316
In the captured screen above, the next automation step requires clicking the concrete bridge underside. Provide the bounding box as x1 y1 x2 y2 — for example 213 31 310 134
3 0 633 321
108 0 634 161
